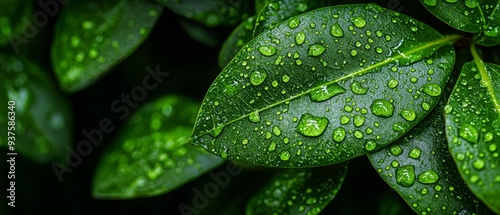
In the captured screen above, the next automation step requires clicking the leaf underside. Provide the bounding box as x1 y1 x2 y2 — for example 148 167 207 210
445 60 500 214
191 4 456 167
368 104 479 215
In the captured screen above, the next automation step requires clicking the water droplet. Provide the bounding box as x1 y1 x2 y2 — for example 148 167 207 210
350 49 358 57
469 174 480 183
249 111 260 123
421 102 431 111
484 132 493 142
459 124 479 144
146 164 164 180
396 165 416 187
273 126 281 136
211 125 225 137
351 81 368 95
370 99 394 118
364 140 377 151
288 17 301 29
387 79 398 89
422 83 442 97
250 70 267 85
295 32 306 45
465 0 478 8
282 75 290 83
258 45 277 56
332 127 346 142
400 109 416 121
268 142 276 152
296 113 329 137
306 197 317 205
352 17 366 28
280 150 291 161
392 122 407 133
444 105 453 113
390 145 403 156
422 0 437 6
340 115 350 125
418 170 439 184
308 44 326 56
473 159 485 170
82 20 95 30
408 148 421 159
310 84 346 102
354 115 365 127
330 23 344 37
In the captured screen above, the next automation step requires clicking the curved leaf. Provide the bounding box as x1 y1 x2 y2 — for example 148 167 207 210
368 104 479 215
419 0 500 46
191 4 458 167
253 0 331 37
0 0 33 47
51 0 163 92
246 163 348 215
445 45 500 213
92 95 224 199
155 0 252 27
218 16 256 69
0 54 72 163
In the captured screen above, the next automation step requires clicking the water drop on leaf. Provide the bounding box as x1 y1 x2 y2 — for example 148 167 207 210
296 113 329 137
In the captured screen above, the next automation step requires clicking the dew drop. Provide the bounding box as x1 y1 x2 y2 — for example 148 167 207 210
418 170 439 184
459 124 479 144
288 17 301 29
422 83 442 97
340 115 350 125
250 70 267 86
330 23 344 37
332 127 346 142
308 44 326 56
273 126 281 136
390 145 403 156
351 81 368 95
400 109 416 121
354 115 365 127
408 148 421 159
268 142 276 152
280 150 291 161
295 32 306 45
296 113 329 137
282 75 290 83
388 79 398 89
258 45 277 56
422 0 437 6
465 0 478 8
352 17 366 28
396 165 416 187
310 84 346 102
364 140 377 151
370 99 394 118
392 122 407 133
249 111 261 123
444 105 453 113
473 159 485 170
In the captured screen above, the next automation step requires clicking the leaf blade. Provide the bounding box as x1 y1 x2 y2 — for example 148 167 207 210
192 4 457 167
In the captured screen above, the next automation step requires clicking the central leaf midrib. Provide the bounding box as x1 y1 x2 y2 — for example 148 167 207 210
194 34 460 139
471 44 500 113
482 0 500 29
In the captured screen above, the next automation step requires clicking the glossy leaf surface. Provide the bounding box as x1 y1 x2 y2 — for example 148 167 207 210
191 4 457 167
218 16 256 69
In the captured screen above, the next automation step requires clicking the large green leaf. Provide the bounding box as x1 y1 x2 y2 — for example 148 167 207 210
368 104 479 215
445 45 500 214
0 54 72 163
155 0 252 27
51 0 163 92
218 16 256 69
420 0 500 46
190 4 458 167
253 0 331 37
92 95 224 199
0 0 32 48
246 163 348 215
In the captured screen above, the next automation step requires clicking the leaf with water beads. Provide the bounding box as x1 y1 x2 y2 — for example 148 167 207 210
191 4 458 167
0 0 33 48
92 95 224 199
218 16 256 69
368 105 480 215
245 163 348 215
419 0 500 46
445 45 500 214
51 0 163 92
0 54 73 164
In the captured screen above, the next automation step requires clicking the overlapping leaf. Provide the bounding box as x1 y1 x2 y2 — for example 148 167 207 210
420 0 500 46
218 16 256 69
191 4 457 167
0 54 73 163
92 95 224 199
368 104 479 215
0 0 33 49
246 163 348 215
445 46 500 214
51 0 163 92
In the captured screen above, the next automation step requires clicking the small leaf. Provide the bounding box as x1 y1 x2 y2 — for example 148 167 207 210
368 104 480 215
253 0 331 37
218 16 256 69
445 46 500 214
0 54 73 163
246 163 348 215
0 0 33 48
155 0 252 27
51 0 163 92
92 95 224 199
419 0 500 46
191 4 458 167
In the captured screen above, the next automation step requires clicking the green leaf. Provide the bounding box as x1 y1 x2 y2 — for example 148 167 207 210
0 54 73 163
51 0 163 92
218 16 256 69
0 0 33 48
246 163 348 215
444 45 500 214
368 104 480 215
419 0 500 46
155 0 252 27
191 4 458 167
253 0 331 37
92 95 224 199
